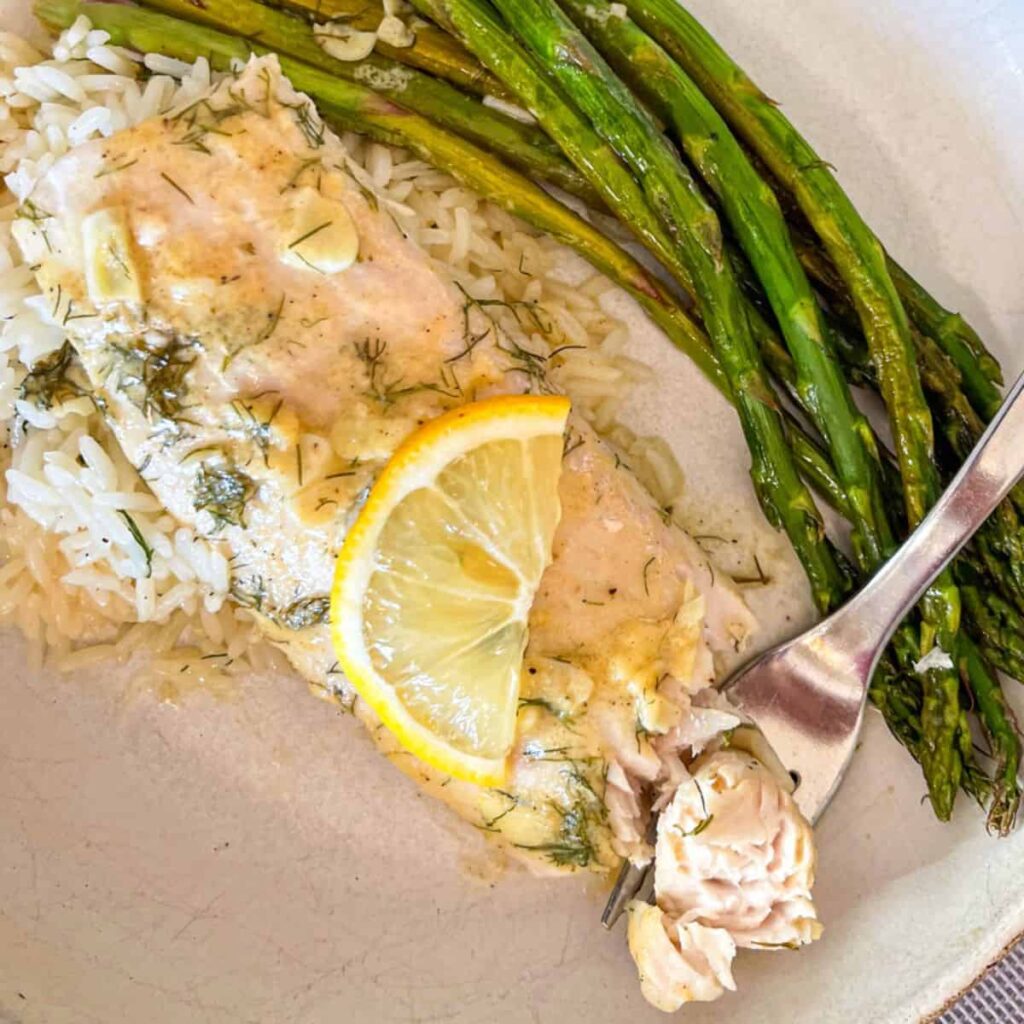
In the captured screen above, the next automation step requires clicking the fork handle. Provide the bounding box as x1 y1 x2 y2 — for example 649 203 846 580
828 367 1024 672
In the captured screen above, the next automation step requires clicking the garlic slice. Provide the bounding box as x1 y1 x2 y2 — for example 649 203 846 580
81 206 142 305
278 187 359 275
376 14 416 48
313 23 378 62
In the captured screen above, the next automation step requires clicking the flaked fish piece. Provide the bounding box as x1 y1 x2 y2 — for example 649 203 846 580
14 56 816 1005
626 749 820 1009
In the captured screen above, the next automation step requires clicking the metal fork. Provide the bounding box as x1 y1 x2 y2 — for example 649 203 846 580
603 367 1024 928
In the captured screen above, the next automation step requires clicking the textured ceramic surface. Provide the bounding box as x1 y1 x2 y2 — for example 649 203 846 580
1 0 1022 1021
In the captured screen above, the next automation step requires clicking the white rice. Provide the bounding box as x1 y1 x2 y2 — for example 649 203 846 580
0 16 685 682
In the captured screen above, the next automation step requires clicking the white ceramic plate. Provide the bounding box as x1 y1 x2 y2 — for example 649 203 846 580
1 1 1023 1021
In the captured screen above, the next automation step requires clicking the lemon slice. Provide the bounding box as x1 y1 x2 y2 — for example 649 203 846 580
330 394 571 785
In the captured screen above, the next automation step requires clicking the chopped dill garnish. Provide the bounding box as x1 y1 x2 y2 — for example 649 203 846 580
18 342 85 411
160 171 195 204
231 572 266 612
94 157 139 178
230 395 283 466
642 556 655 596
193 459 256 531
292 250 325 275
277 594 330 630
288 220 332 250
674 814 715 838
547 344 587 360
223 293 287 370
514 761 607 869
112 335 199 441
353 337 437 405
482 789 519 829
295 443 304 486
733 553 771 587
15 198 53 252
281 156 321 194
634 714 653 754
118 510 154 577
283 98 325 149
563 431 584 459
62 300 96 325
355 181 379 212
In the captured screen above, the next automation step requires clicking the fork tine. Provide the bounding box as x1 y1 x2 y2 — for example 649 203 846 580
601 814 659 928
601 858 652 929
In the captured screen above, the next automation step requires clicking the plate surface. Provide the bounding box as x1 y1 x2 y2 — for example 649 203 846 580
1 0 1023 1021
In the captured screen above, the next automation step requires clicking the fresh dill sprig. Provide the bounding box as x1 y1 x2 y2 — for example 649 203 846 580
230 395 283 467
642 556 656 597
94 157 139 178
18 342 85 411
193 458 256 531
112 335 199 441
277 594 330 630
514 761 607 869
231 572 266 612
160 171 195 205
118 509 154 578
222 294 287 370
288 220 333 250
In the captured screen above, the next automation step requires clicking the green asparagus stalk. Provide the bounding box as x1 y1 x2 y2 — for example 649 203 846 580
407 0 714 311
408 0 842 499
788 230 1004 422
794 414 1015 825
265 0 512 101
481 0 848 613
617 0 972 816
134 0 598 204
620 0 935 526
955 635 1021 834
746 156 1004 410
885 255 1004 409
799 237 1024 616
555 0 892 571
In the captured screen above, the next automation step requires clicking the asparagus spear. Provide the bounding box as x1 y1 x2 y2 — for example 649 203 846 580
746 155 1004 411
134 0 597 204
795 419 1015 825
886 255 1004 410
799 237 1024 615
556 0 892 572
955 635 1021 834
406 0 712 310
265 0 511 101
788 230 1004 422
